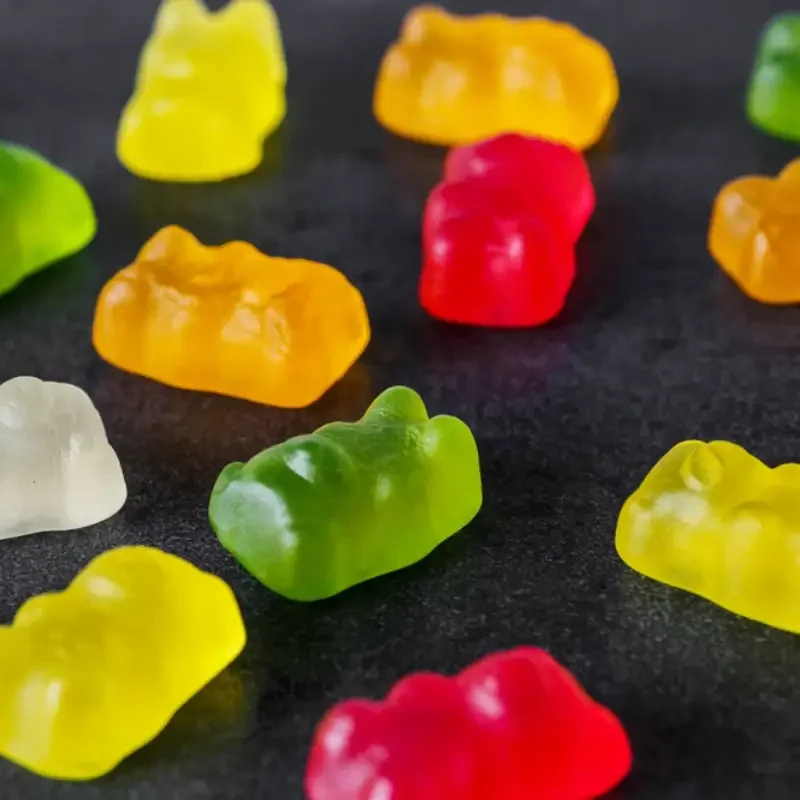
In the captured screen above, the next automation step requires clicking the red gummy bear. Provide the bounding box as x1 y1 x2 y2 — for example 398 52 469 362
305 647 632 800
420 134 595 327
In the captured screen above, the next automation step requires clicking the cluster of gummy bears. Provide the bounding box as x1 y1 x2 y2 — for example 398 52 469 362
1 0 799 795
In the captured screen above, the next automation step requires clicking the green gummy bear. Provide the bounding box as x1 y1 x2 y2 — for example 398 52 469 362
0 142 96 296
208 386 482 601
747 13 800 141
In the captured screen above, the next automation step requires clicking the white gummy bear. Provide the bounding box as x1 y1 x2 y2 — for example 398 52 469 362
0 377 127 539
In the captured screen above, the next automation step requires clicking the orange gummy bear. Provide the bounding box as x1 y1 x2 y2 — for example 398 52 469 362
709 158 800 304
93 227 370 408
374 5 618 150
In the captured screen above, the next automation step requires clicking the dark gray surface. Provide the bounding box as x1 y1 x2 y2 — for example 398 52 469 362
1 0 799 797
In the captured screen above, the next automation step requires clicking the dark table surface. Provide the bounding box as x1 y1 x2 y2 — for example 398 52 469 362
1 0 800 797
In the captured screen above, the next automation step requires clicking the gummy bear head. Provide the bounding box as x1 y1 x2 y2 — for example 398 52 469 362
616 440 773 587
150 0 286 86
363 387 483 542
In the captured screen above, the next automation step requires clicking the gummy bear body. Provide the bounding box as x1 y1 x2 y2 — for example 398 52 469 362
617 440 800 633
374 5 618 149
306 647 632 800
747 14 800 142
0 143 96 296
421 134 594 327
0 547 245 780
0 377 126 539
117 0 286 182
709 158 800 304
209 386 482 601
93 226 370 408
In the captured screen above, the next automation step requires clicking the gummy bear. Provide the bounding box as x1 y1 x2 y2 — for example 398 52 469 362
0 142 96 297
0 377 126 539
421 134 594 326
0 546 246 780
93 226 370 408
305 647 632 800
374 5 618 149
708 158 800 304
617 440 800 633
209 386 482 601
117 0 286 182
747 13 800 142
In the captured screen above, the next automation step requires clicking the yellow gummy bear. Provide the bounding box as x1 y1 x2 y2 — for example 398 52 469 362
0 546 246 780
617 440 800 634
117 0 286 182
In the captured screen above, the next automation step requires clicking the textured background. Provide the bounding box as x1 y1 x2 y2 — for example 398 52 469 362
1 0 799 797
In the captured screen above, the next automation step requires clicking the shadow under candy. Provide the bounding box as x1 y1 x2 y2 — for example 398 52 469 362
0 251 94 317
382 133 447 199
126 128 287 240
111 667 255 778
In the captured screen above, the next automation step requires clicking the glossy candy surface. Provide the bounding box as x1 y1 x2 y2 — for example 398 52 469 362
93 226 369 408
709 158 800 304
0 142 96 297
374 5 618 149
421 133 594 326
747 14 800 142
209 386 482 601
0 546 246 780
0 377 126 539
117 0 286 182
305 647 632 800
617 440 800 633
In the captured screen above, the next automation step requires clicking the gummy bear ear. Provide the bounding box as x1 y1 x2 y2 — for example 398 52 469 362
136 226 202 264
402 5 453 44
779 158 800 185
362 386 429 424
220 0 272 24
218 0 281 37
218 0 286 82
679 443 725 492
154 0 207 34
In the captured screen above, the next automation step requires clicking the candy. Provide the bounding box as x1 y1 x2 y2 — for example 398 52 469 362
421 134 593 326
0 546 246 780
709 158 800 303
374 5 618 149
117 0 286 182
306 647 632 800
0 142 95 297
747 13 800 142
0 377 126 539
93 226 369 408
617 440 800 633
209 386 482 600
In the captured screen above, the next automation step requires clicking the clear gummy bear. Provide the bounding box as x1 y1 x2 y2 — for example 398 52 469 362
0 377 127 539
